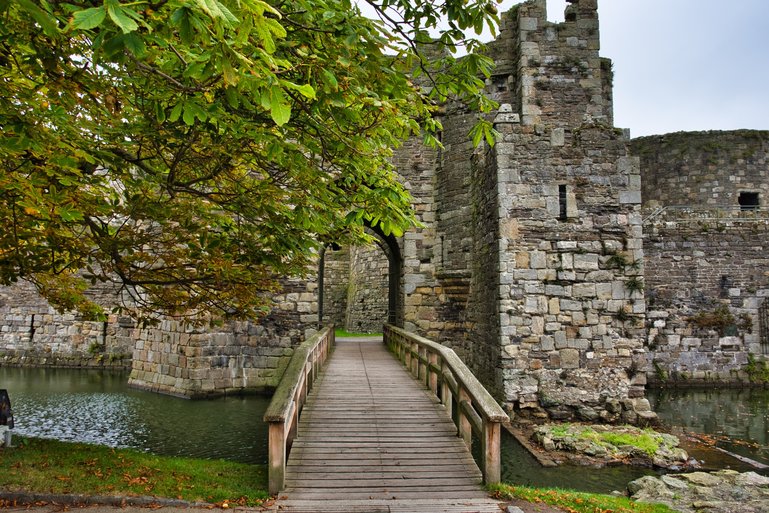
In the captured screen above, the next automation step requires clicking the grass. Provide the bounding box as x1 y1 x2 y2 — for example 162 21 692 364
539 424 674 458
597 432 660 457
490 484 677 513
334 328 382 338
2 437 677 513
0 437 269 506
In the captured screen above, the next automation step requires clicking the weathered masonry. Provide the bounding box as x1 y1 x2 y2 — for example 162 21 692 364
632 130 769 385
385 0 652 423
1 0 767 419
0 277 317 397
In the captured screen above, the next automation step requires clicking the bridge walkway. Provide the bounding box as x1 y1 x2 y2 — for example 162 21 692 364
273 337 503 513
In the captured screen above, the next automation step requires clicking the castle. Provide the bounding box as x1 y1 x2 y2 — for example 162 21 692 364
1 0 767 422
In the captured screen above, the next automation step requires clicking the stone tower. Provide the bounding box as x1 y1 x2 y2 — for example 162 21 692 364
393 0 654 423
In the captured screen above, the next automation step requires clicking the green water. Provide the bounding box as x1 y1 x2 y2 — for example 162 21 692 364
648 387 769 467
0 367 270 464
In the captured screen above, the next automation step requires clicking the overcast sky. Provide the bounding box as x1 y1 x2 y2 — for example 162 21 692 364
527 0 769 137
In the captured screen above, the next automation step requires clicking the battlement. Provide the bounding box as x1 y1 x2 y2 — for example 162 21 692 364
487 0 611 128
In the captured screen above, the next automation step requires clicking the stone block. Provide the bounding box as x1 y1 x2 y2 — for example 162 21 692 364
540 336 555 351
554 331 568 349
573 283 596 297
530 251 547 269
619 191 642 204
574 254 599 270
551 128 565 147
560 348 580 369
519 16 538 31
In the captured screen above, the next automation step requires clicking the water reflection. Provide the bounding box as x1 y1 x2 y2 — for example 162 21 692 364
648 387 769 467
0 367 269 464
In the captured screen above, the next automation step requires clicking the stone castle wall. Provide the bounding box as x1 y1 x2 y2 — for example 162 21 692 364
643 217 769 384
632 131 769 209
322 244 389 334
0 278 319 397
0 280 133 369
387 0 653 424
345 245 389 333
490 0 650 424
321 247 351 328
632 130 769 385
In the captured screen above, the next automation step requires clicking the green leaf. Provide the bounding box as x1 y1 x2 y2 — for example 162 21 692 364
196 0 239 25
122 33 146 57
57 205 84 222
469 122 484 148
171 7 195 44
284 81 316 100
169 102 184 122
182 101 208 125
268 86 291 126
71 6 107 30
107 4 139 33
322 69 338 90
222 56 239 86
154 102 166 123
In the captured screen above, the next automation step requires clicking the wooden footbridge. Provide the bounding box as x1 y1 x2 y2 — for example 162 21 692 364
264 325 508 512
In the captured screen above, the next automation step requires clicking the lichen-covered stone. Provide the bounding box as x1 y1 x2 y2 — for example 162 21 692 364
628 470 769 513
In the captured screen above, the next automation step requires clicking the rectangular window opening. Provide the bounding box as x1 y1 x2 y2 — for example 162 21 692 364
558 184 568 221
739 191 760 211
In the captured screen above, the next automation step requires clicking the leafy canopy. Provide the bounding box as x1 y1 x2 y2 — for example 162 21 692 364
0 0 499 320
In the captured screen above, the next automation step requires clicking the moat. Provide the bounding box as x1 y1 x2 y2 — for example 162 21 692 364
2 366 767 493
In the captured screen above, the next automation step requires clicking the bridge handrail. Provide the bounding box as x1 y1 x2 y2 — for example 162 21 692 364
384 324 508 484
263 325 334 494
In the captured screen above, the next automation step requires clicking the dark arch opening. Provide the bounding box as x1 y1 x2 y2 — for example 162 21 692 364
317 222 403 329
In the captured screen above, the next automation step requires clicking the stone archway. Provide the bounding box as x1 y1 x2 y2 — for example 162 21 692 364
317 224 402 331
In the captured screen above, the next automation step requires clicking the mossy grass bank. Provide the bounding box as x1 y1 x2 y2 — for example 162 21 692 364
334 328 382 338
0 438 269 506
490 484 677 513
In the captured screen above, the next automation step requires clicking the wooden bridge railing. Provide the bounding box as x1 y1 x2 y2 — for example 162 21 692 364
263 325 334 494
384 324 509 484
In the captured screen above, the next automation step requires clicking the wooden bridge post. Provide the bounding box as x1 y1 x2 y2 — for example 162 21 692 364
419 346 427 383
428 352 439 395
458 387 472 448
404 337 412 370
268 421 286 495
440 361 453 420
482 420 501 483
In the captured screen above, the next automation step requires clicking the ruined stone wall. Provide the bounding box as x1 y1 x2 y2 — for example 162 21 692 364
0 280 133 369
643 217 769 385
386 0 653 423
345 245 389 333
464 142 503 396
632 131 769 209
391 136 439 335
493 119 649 423
322 244 389 333
321 247 350 327
0 277 319 397
633 130 769 385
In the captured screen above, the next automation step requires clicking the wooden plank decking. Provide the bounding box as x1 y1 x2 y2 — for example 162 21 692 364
273 337 503 512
